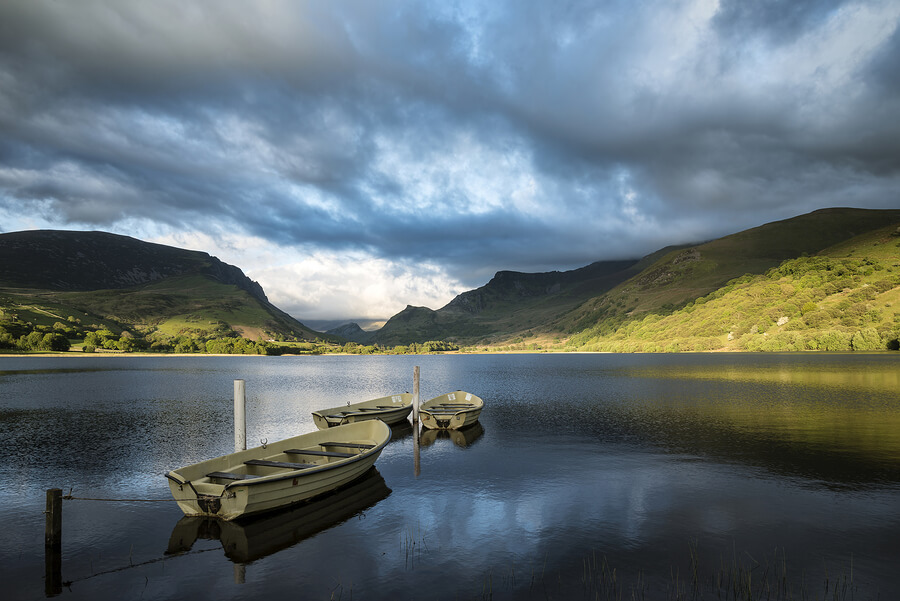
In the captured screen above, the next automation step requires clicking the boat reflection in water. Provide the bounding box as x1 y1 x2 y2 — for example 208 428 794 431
166 468 390 564
419 422 484 448
388 419 414 442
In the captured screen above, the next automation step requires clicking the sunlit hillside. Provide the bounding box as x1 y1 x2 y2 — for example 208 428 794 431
565 223 900 352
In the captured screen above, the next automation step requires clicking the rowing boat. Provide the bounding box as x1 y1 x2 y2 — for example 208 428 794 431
419 391 484 430
311 393 414 429
165 420 391 521
166 468 391 562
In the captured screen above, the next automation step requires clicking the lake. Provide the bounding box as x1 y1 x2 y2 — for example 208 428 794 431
1 352 898 600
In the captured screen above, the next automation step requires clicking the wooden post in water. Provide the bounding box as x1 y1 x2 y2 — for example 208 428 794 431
44 488 62 596
412 366 420 425
413 366 420 477
234 379 246 452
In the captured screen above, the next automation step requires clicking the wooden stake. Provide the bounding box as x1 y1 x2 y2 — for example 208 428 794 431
45 488 62 596
234 379 246 452
45 488 62 547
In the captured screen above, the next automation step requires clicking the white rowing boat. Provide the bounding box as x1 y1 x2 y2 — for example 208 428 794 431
419 391 484 430
311 393 413 429
165 420 390 521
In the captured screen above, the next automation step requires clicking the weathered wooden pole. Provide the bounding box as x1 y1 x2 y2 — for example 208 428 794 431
413 366 420 477
234 379 246 452
412 366 420 425
45 488 62 596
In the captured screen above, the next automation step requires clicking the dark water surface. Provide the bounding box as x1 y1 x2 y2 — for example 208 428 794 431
1 353 898 600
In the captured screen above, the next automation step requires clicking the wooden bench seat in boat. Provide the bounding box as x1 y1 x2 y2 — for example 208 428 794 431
437 404 476 408
244 459 316 470
285 448 355 458
206 471 259 481
325 411 379 418
325 407 385 418
321 442 375 449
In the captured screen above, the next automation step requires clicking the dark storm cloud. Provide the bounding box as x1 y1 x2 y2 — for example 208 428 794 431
1 0 899 295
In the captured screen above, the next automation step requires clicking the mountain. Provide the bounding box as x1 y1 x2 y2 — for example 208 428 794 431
0 230 320 342
370 258 643 346
371 207 900 347
0 230 267 300
325 322 375 343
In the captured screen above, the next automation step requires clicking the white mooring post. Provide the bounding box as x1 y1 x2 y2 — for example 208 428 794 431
234 379 247 452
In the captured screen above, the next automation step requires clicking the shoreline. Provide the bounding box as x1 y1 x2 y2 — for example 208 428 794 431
1 349 894 359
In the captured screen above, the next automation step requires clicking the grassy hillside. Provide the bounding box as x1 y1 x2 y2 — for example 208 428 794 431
61 274 317 339
0 274 324 352
564 222 900 352
554 208 900 338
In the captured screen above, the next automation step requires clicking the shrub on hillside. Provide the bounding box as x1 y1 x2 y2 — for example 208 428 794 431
851 328 883 351
809 330 853 351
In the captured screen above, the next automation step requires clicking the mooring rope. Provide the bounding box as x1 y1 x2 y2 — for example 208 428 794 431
63 546 221 588
62 495 174 503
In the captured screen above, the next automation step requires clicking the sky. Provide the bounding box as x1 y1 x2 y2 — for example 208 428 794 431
1 1 899 326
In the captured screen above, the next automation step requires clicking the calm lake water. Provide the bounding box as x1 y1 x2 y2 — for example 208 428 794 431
1 353 898 600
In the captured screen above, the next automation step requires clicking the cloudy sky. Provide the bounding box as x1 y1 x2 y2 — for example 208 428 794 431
1 1 898 325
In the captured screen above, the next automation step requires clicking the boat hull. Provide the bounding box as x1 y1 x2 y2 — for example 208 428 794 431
312 393 413 429
165 420 391 521
419 391 484 430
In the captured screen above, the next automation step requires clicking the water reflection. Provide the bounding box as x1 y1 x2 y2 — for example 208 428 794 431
166 468 390 564
2 354 899 600
387 420 414 442
625 360 900 394
419 422 484 448
609 399 900 489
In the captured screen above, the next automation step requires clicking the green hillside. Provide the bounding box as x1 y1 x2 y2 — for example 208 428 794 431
558 208 900 335
0 230 324 354
564 222 900 352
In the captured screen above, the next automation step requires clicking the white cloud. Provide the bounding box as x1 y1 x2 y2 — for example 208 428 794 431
255 252 465 321
149 230 465 321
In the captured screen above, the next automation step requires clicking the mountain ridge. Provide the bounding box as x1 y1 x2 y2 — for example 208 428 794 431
0 229 268 302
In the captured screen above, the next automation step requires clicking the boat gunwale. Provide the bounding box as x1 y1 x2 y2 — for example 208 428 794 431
315 405 412 421
311 393 413 419
420 392 483 415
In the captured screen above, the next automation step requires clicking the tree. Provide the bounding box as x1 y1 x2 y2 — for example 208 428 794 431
18 330 44 351
851 328 883 351
42 333 71 352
